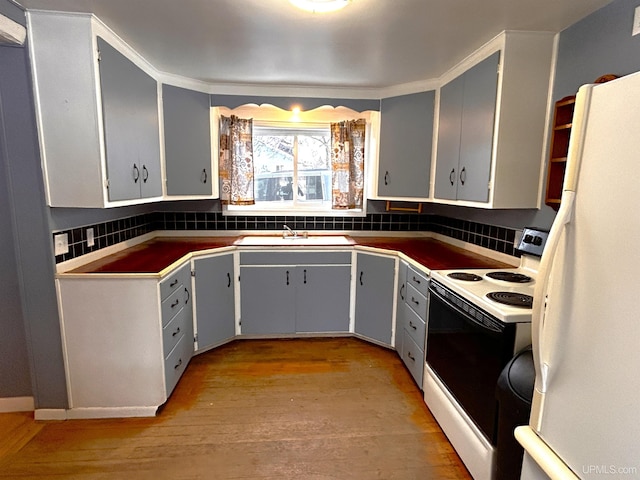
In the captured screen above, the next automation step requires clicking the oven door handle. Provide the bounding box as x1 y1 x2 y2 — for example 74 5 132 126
428 287 505 334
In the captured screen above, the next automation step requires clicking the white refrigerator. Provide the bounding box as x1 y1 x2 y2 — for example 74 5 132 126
515 71 640 479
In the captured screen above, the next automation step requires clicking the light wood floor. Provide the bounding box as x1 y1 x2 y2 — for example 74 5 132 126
0 338 471 479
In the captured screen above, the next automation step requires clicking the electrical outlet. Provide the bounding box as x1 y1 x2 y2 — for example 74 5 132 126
633 6 640 36
54 233 69 256
86 228 95 247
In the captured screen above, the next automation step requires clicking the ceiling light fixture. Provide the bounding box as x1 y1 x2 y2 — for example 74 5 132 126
289 0 350 14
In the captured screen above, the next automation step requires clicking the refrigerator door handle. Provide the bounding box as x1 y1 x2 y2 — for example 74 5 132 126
532 191 575 396
515 426 580 480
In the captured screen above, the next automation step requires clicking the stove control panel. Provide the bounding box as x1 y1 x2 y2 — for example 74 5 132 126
517 227 548 257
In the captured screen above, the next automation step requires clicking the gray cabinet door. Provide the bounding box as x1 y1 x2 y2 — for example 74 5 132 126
97 37 161 202
434 74 464 200
378 91 435 198
295 265 350 333
240 266 295 334
194 254 235 351
163 85 212 196
458 51 499 203
354 253 396 346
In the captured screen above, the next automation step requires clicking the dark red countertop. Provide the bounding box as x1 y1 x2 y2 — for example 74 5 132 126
68 235 512 274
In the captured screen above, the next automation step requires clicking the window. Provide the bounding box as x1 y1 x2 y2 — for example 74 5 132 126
253 125 331 208
217 104 380 217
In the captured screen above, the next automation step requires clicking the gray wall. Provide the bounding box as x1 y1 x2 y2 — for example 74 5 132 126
554 0 640 101
0 53 32 400
0 0 68 408
0 0 32 401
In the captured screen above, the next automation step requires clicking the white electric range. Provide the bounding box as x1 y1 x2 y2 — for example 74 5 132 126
424 227 548 480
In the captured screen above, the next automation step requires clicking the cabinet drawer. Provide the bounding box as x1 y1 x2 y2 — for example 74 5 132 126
407 266 429 297
240 251 351 266
402 329 424 388
162 306 190 357
164 334 191 396
160 262 191 300
406 284 427 321
161 286 187 327
404 305 426 350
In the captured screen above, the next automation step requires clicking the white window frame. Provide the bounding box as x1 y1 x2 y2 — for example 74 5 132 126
213 104 380 217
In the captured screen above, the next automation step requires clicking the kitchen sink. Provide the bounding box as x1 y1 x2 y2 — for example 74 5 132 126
235 235 353 246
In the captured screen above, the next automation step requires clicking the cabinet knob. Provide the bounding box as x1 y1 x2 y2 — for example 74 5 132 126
384 171 389 186
201 168 208 184
172 327 181 337
409 320 417 330
142 165 149 183
133 164 140 183
171 299 180 308
449 168 455 185
407 351 415 362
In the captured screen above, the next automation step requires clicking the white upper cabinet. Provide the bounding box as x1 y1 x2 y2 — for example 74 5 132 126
376 90 435 200
433 31 555 209
28 12 164 208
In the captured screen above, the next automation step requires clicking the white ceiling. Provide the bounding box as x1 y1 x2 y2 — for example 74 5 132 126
15 0 614 91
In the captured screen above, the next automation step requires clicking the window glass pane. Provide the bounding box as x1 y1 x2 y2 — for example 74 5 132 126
297 133 331 204
254 134 294 203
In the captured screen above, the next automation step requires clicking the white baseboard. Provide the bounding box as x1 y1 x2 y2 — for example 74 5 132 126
65 406 158 419
34 409 67 421
0 396 34 413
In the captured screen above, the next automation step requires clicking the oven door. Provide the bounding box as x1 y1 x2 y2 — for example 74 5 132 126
426 283 516 443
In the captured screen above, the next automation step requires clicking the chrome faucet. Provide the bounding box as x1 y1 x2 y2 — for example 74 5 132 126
283 224 297 239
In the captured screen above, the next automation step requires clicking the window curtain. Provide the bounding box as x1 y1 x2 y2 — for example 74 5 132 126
330 119 366 210
219 115 255 205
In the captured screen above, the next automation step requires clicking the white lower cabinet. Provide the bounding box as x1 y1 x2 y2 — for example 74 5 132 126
56 260 193 418
395 262 429 387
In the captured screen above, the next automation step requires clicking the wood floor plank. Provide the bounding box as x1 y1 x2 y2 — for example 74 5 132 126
0 338 471 479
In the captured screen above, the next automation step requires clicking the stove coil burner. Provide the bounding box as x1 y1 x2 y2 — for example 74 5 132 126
486 271 533 283
447 272 483 282
486 292 533 308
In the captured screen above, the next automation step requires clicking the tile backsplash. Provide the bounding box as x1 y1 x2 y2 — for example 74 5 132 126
52 211 519 263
